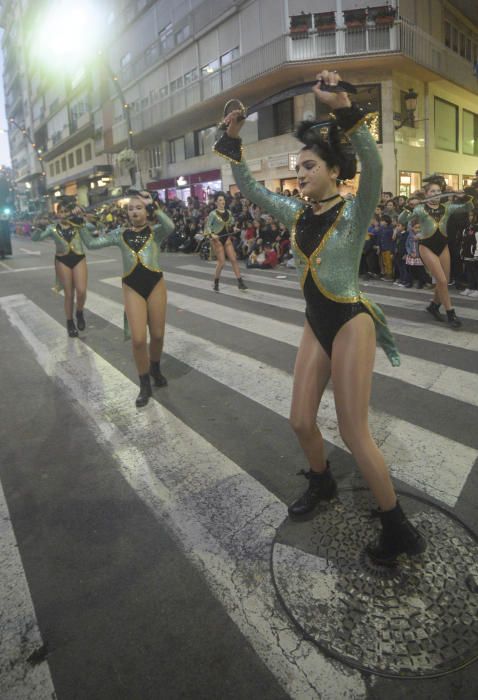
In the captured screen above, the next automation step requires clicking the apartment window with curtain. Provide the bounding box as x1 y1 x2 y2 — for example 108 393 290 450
169 136 185 163
68 153 74 169
463 109 478 156
435 98 458 152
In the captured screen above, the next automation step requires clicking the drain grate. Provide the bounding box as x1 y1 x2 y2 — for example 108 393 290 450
271 490 478 678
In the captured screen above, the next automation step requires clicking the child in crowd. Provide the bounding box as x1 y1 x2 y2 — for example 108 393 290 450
405 220 427 289
459 210 478 298
378 214 395 281
393 221 409 287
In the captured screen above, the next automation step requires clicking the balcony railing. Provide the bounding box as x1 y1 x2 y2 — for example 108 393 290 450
107 18 478 146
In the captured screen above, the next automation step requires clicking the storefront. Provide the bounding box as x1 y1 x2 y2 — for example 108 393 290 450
147 169 222 203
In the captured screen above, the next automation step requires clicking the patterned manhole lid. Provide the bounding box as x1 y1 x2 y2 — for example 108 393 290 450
271 489 478 678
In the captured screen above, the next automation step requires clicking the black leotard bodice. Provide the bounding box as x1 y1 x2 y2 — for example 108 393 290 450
123 226 151 253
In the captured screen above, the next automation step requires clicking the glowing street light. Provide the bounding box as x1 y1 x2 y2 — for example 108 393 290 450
32 1 140 185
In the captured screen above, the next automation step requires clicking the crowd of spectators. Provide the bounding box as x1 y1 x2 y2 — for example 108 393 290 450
158 190 294 269
362 185 478 297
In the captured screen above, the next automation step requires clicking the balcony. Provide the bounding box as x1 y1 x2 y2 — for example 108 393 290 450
108 17 478 147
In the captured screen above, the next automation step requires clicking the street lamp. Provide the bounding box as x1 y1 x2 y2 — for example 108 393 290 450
32 1 140 186
394 88 418 130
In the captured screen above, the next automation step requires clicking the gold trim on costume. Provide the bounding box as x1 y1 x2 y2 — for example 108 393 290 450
212 144 244 165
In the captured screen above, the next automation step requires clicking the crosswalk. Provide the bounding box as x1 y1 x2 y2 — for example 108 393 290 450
1 255 477 699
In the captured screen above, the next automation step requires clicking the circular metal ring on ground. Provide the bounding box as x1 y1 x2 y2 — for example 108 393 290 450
271 489 478 679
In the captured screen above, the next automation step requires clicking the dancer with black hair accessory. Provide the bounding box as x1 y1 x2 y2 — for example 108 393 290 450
204 191 247 292
398 174 473 328
214 69 426 565
31 196 88 337
80 191 174 407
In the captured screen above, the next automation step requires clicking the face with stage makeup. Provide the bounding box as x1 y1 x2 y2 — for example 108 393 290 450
295 149 340 202
424 183 442 206
127 197 148 227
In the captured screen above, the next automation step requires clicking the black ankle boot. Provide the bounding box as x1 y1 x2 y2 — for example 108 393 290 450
446 308 462 329
135 373 152 407
426 301 444 322
366 501 426 565
150 360 168 387
237 277 247 291
66 319 78 337
213 278 219 292
288 462 337 518
76 310 85 331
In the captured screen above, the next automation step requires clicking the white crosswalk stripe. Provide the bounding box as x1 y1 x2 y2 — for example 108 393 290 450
101 277 478 409
145 272 478 351
87 288 478 507
0 293 365 700
178 263 478 321
1 260 477 698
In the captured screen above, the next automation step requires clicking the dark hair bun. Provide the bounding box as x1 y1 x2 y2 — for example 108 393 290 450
294 120 357 182
423 173 446 191
214 191 226 201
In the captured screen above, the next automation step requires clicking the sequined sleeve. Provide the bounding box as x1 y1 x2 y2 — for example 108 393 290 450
152 209 175 241
398 209 412 226
335 106 382 240
204 211 214 237
446 196 474 216
79 223 120 249
31 224 54 242
213 133 304 230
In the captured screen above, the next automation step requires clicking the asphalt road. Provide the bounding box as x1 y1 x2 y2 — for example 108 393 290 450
1 235 477 700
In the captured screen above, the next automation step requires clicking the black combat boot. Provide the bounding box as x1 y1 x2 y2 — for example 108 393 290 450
446 308 462 329
366 501 427 565
237 277 248 291
213 278 220 292
76 309 85 331
66 319 78 337
288 462 337 518
135 373 152 407
426 301 444 322
150 360 168 387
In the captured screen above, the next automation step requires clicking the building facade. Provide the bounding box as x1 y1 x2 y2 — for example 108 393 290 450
1 0 477 210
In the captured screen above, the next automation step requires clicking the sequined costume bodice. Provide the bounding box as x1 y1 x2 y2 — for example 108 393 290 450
398 199 472 240
213 105 401 366
31 221 85 255
79 211 175 277
204 208 234 238
123 226 152 253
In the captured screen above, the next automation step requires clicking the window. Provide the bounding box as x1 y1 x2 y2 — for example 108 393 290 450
399 171 421 197
170 76 183 93
49 164 54 177
435 98 458 152
201 59 219 76
149 145 161 169
452 26 458 52
220 47 239 66
159 85 169 99
195 125 216 155
318 83 382 141
61 156 67 172
184 132 195 159
274 98 294 135
175 25 190 44
68 153 74 169
184 67 198 86
84 143 92 161
76 148 83 165
444 21 451 48
463 109 478 156
55 161 60 175
159 24 174 53
169 136 185 163
460 32 466 58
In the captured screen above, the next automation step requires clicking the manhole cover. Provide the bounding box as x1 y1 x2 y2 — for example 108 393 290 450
271 489 478 678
